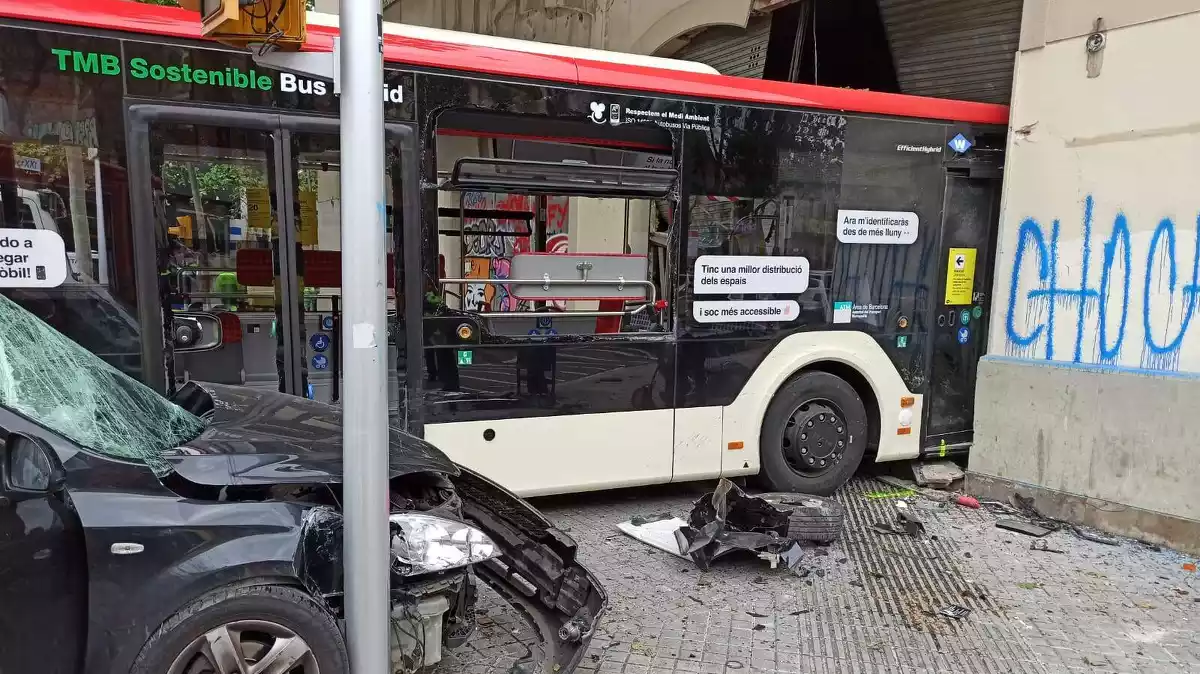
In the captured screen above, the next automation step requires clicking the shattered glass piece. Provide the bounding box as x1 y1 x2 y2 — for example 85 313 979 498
0 295 204 475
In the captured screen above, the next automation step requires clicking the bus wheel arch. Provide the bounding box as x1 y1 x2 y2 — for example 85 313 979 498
795 360 881 458
757 363 877 496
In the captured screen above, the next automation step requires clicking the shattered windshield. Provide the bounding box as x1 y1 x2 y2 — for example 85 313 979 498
0 294 204 474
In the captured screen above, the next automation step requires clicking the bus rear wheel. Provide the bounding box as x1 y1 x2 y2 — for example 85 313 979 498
760 371 868 496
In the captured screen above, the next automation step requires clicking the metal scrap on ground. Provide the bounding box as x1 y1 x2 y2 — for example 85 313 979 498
996 518 1055 537
615 479 845 570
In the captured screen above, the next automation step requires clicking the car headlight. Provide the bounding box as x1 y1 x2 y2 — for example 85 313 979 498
389 513 500 576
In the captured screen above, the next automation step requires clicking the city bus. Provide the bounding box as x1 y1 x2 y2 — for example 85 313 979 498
0 0 1009 497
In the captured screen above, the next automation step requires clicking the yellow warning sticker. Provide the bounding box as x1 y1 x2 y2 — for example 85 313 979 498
944 247 976 306
298 190 319 246
246 187 272 230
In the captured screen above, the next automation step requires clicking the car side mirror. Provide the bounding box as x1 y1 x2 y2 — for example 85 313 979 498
3 434 66 498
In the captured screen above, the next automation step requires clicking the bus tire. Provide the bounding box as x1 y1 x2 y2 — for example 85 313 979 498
759 371 868 496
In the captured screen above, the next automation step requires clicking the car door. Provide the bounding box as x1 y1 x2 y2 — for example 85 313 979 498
0 415 87 674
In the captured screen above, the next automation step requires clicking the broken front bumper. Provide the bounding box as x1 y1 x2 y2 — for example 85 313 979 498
455 468 607 674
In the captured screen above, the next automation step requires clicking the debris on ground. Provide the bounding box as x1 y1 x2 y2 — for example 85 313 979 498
876 475 918 491
996 517 1055 537
1001 494 1125 547
616 516 689 558
1030 539 1065 554
670 479 844 570
1184 562 1197 572
630 512 674 526
871 505 926 538
1073 527 1120 546
936 604 971 619
1017 581 1043 590
896 508 926 536
912 461 965 489
955 495 980 509
866 488 917 499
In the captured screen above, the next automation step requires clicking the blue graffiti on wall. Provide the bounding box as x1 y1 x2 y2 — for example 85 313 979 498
1005 196 1200 372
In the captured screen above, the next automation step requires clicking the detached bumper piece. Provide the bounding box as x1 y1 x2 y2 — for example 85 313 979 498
454 468 607 674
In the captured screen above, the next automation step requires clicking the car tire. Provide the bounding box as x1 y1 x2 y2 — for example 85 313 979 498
130 583 348 674
759 371 868 496
754 492 846 543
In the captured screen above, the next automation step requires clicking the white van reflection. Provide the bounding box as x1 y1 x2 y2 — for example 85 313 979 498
4 186 97 282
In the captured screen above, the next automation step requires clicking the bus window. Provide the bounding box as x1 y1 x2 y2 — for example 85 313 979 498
420 125 679 494
148 124 276 391
0 27 134 378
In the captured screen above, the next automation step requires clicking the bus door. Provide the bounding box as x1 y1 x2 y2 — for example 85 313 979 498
418 130 678 495
127 106 418 420
923 159 1002 454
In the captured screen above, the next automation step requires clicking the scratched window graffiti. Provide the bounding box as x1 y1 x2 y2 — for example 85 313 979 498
453 192 571 312
1005 195 1200 372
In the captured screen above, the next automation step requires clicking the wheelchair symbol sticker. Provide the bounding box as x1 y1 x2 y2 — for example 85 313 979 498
310 333 330 352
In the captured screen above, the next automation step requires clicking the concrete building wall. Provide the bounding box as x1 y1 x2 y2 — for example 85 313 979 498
971 0 1200 550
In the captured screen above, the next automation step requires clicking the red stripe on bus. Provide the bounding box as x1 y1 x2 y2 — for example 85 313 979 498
0 0 1011 126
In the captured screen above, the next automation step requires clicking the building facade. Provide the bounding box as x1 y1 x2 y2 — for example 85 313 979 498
970 0 1200 553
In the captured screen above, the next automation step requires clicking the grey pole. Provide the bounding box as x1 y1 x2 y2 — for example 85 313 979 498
339 0 391 672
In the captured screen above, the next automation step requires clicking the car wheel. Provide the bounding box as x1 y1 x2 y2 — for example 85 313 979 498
131 584 348 674
754 492 846 543
759 371 868 496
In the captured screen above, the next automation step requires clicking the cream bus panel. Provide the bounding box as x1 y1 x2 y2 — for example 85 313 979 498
424 409 674 497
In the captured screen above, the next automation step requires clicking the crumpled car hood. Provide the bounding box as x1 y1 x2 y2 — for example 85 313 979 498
161 381 459 486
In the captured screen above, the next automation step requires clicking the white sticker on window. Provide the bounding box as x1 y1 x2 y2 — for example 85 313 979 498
693 255 809 294
833 301 852 323
0 229 68 288
693 300 800 323
835 210 918 245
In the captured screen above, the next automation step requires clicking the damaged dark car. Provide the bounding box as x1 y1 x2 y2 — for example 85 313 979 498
0 295 605 674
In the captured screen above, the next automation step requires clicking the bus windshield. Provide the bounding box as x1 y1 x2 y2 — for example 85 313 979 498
0 294 205 474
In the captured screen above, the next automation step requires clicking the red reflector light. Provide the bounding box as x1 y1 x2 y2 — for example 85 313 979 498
218 312 242 344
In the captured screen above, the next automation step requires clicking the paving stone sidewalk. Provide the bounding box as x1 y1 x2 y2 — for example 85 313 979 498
438 475 1200 674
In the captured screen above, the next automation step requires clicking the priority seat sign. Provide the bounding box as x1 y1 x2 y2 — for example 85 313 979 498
0 229 68 287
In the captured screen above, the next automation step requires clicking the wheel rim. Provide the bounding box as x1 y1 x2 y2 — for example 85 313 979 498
780 398 848 478
167 619 319 674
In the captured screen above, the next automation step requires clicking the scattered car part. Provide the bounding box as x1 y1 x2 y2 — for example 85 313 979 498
616 517 689 558
996 518 1054 537
937 604 971 620
1029 540 1065 554
896 510 925 537
674 479 844 570
753 492 846 543
1071 527 1120 546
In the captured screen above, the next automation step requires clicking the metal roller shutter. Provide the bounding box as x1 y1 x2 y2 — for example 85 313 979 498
673 14 773 79
876 0 1022 104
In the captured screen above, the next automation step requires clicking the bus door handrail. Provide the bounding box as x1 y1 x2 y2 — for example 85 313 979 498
437 277 657 319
